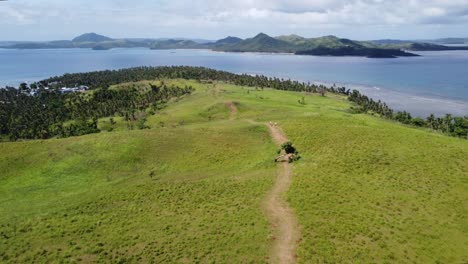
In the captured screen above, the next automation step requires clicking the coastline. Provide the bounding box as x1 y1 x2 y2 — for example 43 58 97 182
314 80 468 117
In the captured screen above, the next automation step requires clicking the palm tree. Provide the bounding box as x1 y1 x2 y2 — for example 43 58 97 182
445 114 453 133
427 114 436 129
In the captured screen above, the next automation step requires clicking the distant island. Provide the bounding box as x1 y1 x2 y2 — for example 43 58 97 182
1 32 468 58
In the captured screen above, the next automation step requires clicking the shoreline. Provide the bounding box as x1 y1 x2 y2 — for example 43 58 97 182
313 80 468 117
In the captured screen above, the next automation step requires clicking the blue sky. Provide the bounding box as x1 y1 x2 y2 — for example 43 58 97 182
1 0 468 40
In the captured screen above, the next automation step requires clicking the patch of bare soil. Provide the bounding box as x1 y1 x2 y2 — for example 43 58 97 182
225 101 238 120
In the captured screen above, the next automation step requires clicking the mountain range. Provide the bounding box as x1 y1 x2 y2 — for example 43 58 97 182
1 32 468 58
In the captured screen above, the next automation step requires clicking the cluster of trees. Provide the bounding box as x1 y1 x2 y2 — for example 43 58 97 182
0 83 193 141
348 90 468 138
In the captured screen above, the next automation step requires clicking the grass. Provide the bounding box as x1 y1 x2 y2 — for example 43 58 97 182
1 79 467 263
0 83 276 263
282 112 467 263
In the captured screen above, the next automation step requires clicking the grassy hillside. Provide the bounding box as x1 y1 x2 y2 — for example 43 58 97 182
0 82 278 263
277 35 364 50
1 79 467 263
282 107 468 263
214 33 296 53
215 33 418 57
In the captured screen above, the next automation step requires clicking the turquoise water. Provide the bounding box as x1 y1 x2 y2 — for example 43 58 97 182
1 48 467 116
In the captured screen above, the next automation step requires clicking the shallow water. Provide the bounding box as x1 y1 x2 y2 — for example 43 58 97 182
1 48 467 116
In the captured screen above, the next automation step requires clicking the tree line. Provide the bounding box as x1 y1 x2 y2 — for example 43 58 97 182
348 90 468 138
0 83 193 141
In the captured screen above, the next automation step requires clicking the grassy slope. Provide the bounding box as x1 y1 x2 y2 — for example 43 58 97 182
0 82 277 263
1 79 467 263
282 110 467 263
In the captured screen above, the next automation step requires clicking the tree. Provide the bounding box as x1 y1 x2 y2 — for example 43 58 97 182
427 114 436 129
19 83 29 92
411 117 426 127
444 114 453 133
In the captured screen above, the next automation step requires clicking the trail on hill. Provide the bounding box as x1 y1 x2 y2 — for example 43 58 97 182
225 101 238 120
264 122 300 264
238 113 300 263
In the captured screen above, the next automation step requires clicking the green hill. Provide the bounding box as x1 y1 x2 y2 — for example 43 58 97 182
405 43 468 51
275 34 307 43
150 39 200 49
72 33 113 43
0 68 467 262
278 35 364 49
214 36 243 45
214 33 296 53
214 33 418 57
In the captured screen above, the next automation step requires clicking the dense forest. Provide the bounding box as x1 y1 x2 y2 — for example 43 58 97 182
0 82 193 141
1 66 467 141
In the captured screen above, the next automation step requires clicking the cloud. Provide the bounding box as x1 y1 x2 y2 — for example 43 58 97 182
0 6 35 25
0 0 468 39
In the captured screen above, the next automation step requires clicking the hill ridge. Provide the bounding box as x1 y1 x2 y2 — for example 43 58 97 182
72 32 113 42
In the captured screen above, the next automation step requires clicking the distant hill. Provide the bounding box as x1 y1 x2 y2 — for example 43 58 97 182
3 32 468 58
72 33 113 43
214 33 418 57
215 33 295 53
7 41 75 49
406 43 468 51
214 36 243 45
275 34 306 43
372 41 468 51
278 35 364 50
296 47 418 58
370 39 413 45
431 38 468 44
150 39 201 49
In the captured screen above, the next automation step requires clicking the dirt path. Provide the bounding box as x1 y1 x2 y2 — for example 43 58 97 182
225 101 238 120
264 123 300 264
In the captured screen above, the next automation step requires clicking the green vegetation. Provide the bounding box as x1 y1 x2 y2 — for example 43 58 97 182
283 112 468 263
213 33 418 57
1 76 467 262
213 33 296 53
295 46 417 58
276 141 301 163
371 41 468 51
0 81 276 262
150 39 200 50
0 81 193 140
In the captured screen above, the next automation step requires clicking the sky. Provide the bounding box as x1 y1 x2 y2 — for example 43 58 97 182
1 0 468 41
